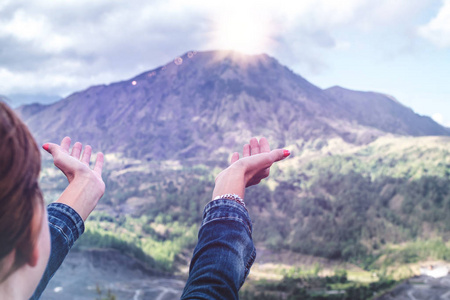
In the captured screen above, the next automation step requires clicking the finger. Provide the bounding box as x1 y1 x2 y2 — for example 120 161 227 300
246 178 262 188
42 143 59 155
241 149 290 176
230 152 239 164
270 149 291 163
243 144 251 157
259 137 270 153
81 145 92 166
70 142 83 159
247 149 290 169
250 137 260 155
60 136 71 153
93 152 104 176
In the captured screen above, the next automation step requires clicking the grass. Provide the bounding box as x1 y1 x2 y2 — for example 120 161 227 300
346 270 377 283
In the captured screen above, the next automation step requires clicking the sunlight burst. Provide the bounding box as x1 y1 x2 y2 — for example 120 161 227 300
210 13 275 54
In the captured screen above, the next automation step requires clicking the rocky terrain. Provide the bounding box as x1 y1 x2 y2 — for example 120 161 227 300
40 249 184 300
377 273 450 300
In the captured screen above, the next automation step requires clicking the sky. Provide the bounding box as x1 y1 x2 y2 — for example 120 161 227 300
0 0 449 126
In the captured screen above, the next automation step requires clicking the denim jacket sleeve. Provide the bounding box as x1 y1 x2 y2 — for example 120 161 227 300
181 198 256 300
30 203 85 300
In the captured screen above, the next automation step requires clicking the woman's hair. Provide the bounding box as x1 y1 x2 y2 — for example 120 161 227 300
0 102 43 270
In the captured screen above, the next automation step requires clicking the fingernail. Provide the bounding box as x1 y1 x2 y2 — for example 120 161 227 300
43 144 49 151
283 149 290 157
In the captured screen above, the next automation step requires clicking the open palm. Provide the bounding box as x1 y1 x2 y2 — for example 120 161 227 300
43 136 105 194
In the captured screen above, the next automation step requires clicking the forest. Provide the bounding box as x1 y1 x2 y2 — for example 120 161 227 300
38 136 450 297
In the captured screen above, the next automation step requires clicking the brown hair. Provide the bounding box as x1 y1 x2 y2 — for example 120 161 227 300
0 102 43 270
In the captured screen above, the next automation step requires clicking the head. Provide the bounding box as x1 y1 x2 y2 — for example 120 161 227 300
0 102 50 298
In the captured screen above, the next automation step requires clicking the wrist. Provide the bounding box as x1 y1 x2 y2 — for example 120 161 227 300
213 194 246 210
213 167 246 199
60 174 105 221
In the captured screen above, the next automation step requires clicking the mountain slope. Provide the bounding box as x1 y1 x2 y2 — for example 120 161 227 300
37 134 450 269
27 51 450 269
16 50 449 160
6 93 61 108
325 86 448 136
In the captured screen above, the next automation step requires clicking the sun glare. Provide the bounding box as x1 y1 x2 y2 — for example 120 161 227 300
210 13 275 54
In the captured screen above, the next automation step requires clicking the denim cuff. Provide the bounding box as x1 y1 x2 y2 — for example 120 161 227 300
202 198 253 235
47 203 85 248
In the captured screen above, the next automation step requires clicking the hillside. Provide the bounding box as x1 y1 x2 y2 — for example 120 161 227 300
38 135 450 273
325 86 448 136
17 50 449 162
15 50 449 277
4 94 61 108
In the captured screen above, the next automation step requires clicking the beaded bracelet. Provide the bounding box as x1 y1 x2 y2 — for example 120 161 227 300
213 193 246 208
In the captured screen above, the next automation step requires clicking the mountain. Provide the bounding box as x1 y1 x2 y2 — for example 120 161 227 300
29 51 450 273
325 86 448 136
6 93 61 108
16 50 449 161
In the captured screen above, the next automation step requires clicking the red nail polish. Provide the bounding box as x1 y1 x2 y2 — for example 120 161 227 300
43 144 49 151
283 149 290 157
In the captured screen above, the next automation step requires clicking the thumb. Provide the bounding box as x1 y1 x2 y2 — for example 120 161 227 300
270 149 291 162
42 143 58 155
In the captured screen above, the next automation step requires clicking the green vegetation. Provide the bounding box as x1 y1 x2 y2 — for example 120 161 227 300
40 136 450 273
262 172 450 265
296 136 450 182
380 239 450 266
73 213 198 272
239 269 396 300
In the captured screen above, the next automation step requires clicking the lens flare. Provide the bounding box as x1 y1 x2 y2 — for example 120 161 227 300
174 57 183 65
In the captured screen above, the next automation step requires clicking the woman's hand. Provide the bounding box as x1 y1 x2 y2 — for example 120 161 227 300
43 136 105 221
43 136 104 185
213 137 290 199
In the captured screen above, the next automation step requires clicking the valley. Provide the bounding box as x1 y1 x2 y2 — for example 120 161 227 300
16 50 449 299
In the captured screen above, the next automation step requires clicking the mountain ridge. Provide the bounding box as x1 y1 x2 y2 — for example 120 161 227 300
29 51 449 277
5 93 61 108
15 50 449 160
324 86 448 136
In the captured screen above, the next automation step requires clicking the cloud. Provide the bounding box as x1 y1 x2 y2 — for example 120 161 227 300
432 113 444 124
0 0 208 95
0 0 437 96
418 0 450 48
432 113 450 127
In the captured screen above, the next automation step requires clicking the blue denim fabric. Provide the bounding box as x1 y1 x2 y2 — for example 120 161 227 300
181 198 256 300
30 203 85 300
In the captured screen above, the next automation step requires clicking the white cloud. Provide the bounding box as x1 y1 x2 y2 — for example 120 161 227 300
0 9 72 53
418 0 450 48
334 41 351 50
0 0 437 96
1 10 46 41
432 113 444 124
432 113 450 127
